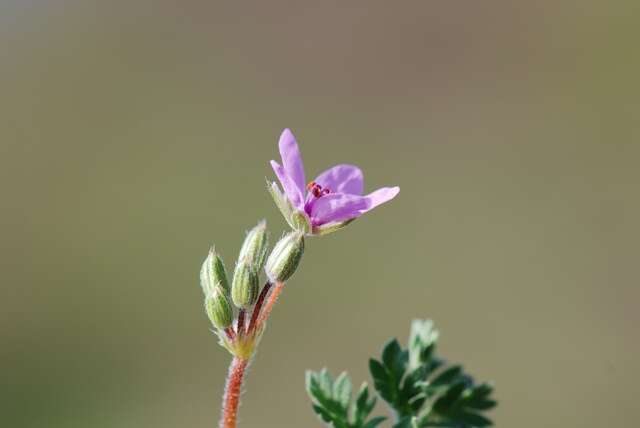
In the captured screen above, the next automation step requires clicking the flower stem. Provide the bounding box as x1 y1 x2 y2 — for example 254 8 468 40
218 281 286 428
247 281 272 334
236 309 246 336
220 357 248 428
258 281 285 325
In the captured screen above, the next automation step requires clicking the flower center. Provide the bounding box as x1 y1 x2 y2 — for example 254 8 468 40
307 181 331 198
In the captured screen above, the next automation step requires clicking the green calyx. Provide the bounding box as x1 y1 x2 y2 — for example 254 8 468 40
200 247 230 295
265 231 305 282
238 220 269 272
204 291 233 329
231 262 259 308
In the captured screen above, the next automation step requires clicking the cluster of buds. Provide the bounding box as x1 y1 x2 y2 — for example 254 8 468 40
200 220 305 358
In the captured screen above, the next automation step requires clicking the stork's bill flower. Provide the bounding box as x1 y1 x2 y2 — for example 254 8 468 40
269 129 399 236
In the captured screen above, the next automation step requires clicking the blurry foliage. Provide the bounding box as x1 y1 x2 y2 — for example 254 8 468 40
307 320 496 428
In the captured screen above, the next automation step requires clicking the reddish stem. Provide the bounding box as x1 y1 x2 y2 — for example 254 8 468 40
224 327 235 341
220 357 248 428
247 281 273 334
218 281 285 428
258 281 285 326
236 309 246 336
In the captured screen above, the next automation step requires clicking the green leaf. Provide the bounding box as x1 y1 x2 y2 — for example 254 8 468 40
392 417 415 428
465 399 497 411
409 320 439 370
362 416 387 428
382 339 408 381
372 320 497 428
354 383 376 425
430 365 463 388
306 369 385 428
307 320 497 428
429 379 497 427
333 372 352 409
456 411 493 427
370 340 413 417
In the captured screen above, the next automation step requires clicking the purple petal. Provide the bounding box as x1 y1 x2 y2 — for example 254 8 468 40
309 186 400 226
308 193 370 226
278 129 306 195
360 186 400 213
270 160 305 209
314 164 364 195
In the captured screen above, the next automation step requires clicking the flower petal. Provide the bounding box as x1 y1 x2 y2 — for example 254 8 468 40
270 160 305 209
278 129 306 195
359 186 400 213
314 164 364 195
309 186 400 226
308 193 370 226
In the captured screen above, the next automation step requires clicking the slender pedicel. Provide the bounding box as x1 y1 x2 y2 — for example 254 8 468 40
236 309 246 337
247 281 273 334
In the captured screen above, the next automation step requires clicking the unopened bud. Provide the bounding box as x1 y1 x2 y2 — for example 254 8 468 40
200 248 229 295
231 262 259 308
265 231 305 282
205 290 233 329
238 220 269 272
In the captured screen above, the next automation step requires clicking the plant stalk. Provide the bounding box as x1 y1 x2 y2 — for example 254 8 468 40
218 281 286 428
220 357 248 428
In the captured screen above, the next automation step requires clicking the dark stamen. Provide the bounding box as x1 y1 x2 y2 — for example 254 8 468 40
308 181 330 198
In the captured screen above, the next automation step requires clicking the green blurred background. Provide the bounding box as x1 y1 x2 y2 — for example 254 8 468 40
1 1 638 427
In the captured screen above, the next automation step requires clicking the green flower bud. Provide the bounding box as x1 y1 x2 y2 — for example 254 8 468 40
265 231 305 282
200 247 230 295
231 262 259 308
238 220 269 272
204 290 233 329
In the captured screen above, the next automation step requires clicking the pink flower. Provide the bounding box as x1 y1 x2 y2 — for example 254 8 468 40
269 129 399 235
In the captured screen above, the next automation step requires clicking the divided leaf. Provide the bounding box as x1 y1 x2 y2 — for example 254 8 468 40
426 381 496 427
307 320 497 428
306 369 386 428
370 320 497 428
369 338 427 418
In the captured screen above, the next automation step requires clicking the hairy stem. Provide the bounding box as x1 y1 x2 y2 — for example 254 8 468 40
247 281 273 334
258 281 285 325
236 309 246 336
218 281 285 428
220 357 248 428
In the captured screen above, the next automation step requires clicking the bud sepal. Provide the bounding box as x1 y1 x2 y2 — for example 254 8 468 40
265 231 305 283
200 247 230 295
231 262 259 309
204 290 233 330
238 220 269 272
267 180 312 234
312 218 356 236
